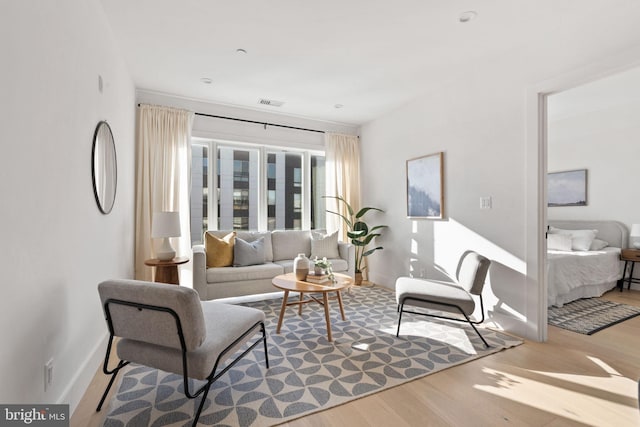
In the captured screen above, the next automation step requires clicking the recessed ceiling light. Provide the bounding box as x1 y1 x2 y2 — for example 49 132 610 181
236 48 247 54
200 77 212 84
459 11 477 23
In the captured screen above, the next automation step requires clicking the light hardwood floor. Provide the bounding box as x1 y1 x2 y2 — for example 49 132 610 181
72 289 640 427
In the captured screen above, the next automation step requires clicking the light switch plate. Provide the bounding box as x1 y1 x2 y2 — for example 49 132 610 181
480 196 492 209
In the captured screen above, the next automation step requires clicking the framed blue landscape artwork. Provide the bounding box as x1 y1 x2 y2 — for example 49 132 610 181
406 152 443 219
548 169 587 207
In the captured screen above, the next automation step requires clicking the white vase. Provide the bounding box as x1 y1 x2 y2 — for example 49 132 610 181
294 253 309 281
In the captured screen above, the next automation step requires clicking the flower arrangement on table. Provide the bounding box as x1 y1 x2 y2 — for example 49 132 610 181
312 256 335 283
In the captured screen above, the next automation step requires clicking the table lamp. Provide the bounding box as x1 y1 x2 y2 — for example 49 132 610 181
630 224 640 249
151 211 181 260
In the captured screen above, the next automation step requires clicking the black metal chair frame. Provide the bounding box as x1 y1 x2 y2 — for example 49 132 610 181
396 294 490 348
96 298 269 427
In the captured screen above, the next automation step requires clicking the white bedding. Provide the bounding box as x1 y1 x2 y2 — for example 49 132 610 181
547 247 622 307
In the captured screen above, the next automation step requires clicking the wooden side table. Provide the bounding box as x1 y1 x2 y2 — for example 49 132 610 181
619 249 640 291
144 257 189 285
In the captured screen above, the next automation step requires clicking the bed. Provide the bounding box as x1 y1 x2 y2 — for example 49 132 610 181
547 220 627 307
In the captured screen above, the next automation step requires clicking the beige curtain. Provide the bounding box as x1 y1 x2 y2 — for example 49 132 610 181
135 104 194 281
325 133 361 242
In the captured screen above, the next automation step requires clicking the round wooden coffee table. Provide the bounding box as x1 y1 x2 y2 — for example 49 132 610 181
272 272 354 342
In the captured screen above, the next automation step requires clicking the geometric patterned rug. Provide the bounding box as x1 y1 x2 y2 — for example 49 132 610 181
548 297 640 335
102 285 522 427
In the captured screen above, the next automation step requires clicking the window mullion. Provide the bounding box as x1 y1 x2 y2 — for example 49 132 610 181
302 151 311 230
258 146 267 231
210 140 218 230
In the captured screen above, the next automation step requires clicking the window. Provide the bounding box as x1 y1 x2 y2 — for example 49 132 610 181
217 147 259 231
266 152 302 230
190 139 325 243
190 143 209 243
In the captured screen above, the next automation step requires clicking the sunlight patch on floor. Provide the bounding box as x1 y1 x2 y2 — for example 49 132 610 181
526 356 635 399
474 360 639 425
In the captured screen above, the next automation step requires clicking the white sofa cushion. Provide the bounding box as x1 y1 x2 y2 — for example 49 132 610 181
205 263 283 284
328 258 348 272
271 230 312 261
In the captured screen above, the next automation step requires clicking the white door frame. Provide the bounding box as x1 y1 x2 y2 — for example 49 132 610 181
525 48 640 342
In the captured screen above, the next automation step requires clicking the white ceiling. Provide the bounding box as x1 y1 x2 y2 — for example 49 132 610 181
100 0 639 126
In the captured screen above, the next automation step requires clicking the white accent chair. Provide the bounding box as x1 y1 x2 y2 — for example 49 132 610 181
395 251 492 347
96 279 269 426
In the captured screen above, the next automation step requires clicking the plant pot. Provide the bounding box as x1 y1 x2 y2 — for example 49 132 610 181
354 272 363 286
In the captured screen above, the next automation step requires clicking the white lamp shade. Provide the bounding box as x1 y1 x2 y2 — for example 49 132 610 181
151 211 181 238
629 224 640 249
151 212 181 261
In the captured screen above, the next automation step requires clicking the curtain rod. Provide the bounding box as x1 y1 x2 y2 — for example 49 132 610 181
194 112 325 134
136 104 351 135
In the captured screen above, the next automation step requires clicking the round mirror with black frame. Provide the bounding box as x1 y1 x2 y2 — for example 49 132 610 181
92 120 117 214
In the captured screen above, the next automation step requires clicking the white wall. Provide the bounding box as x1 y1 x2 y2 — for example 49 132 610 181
360 68 530 337
547 66 640 286
548 66 640 230
360 5 640 340
0 0 135 413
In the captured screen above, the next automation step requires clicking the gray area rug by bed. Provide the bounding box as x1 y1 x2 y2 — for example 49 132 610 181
548 298 640 335
102 285 522 427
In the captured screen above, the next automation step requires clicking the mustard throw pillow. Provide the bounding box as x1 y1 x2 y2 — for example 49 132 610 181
205 231 236 267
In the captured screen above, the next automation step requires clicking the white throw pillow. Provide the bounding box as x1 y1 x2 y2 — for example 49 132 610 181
548 227 598 251
548 233 572 251
310 230 340 259
589 238 609 251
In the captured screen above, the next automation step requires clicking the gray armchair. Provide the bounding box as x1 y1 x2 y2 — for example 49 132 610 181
395 251 492 347
96 279 269 426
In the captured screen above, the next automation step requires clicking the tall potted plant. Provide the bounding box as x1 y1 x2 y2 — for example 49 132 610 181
324 195 387 285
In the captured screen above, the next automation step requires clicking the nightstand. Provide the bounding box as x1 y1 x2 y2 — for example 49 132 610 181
145 257 189 285
619 249 640 291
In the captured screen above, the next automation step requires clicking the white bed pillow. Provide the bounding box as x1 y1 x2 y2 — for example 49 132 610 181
589 238 609 251
548 233 572 251
548 226 598 251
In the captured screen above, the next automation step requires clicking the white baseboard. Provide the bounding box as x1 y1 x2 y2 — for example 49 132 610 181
62 332 109 415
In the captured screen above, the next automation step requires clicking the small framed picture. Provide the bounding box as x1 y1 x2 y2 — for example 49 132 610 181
548 169 587 207
406 152 444 219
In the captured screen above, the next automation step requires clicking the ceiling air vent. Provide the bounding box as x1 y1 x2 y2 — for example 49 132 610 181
258 98 284 107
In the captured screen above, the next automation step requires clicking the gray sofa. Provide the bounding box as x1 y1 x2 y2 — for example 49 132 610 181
192 229 354 300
